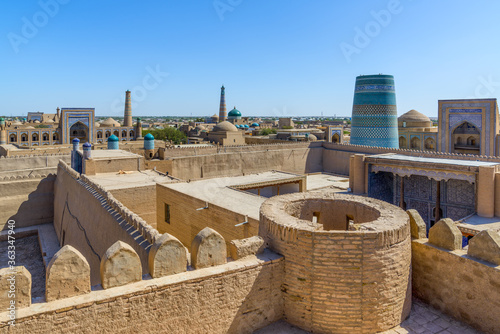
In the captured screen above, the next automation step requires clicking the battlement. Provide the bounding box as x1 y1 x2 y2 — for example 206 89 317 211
408 210 500 333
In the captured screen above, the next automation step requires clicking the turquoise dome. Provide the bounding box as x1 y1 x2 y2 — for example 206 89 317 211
244 124 249 128
108 134 119 142
251 122 259 127
144 133 154 140
228 107 241 117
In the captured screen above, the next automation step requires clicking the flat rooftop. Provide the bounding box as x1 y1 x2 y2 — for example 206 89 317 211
164 172 349 220
368 153 500 167
82 149 142 160
457 215 500 235
87 170 176 190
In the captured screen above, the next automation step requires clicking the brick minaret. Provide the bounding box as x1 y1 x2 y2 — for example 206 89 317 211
124 90 132 127
219 85 227 122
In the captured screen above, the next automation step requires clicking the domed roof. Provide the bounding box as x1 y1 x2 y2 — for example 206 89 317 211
34 120 40 123
195 125 206 131
211 114 219 118
144 133 154 140
12 121 22 126
108 134 119 142
251 122 259 127
243 124 249 128
308 134 317 141
100 117 121 127
213 121 238 132
25 126 35 129
45 119 54 123
398 109 430 123
228 107 241 117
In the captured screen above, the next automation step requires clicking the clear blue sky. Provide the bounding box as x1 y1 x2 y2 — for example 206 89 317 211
2 0 500 117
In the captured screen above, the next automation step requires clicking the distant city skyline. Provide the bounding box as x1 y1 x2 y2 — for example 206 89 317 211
2 1 500 117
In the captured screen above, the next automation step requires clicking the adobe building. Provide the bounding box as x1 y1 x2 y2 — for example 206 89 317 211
398 109 437 150
1 139 499 333
207 121 245 145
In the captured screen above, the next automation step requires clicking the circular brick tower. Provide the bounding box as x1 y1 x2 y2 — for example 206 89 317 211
350 74 399 148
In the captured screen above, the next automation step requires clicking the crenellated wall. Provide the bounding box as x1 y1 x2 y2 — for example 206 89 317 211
410 212 500 334
54 161 157 284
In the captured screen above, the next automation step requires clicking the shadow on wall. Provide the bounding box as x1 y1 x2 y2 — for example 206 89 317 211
227 251 284 333
1 176 56 231
303 144 323 174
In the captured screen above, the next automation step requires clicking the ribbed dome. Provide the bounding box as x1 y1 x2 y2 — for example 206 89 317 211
100 117 121 127
213 121 238 132
398 110 432 128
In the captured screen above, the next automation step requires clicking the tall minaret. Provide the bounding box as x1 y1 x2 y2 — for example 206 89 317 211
219 85 227 122
124 90 132 127
56 107 60 120
0 118 6 145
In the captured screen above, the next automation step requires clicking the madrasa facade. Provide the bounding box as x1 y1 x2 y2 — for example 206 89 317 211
0 91 141 147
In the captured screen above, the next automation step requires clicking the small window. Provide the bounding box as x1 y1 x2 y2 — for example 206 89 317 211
164 203 171 224
312 211 321 223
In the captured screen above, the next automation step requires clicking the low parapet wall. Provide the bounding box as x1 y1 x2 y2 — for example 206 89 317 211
408 211 500 334
0 154 70 173
0 252 284 334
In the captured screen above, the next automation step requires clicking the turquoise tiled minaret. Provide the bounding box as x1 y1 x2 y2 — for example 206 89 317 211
350 74 399 148
219 85 227 122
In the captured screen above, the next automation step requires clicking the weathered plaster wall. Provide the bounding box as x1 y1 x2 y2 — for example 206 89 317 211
412 238 500 334
53 164 152 285
156 184 259 254
111 185 157 229
0 154 70 173
0 255 284 334
84 156 144 175
169 145 323 180
0 176 55 231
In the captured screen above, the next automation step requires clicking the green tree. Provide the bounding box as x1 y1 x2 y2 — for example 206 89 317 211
259 128 277 136
143 127 187 144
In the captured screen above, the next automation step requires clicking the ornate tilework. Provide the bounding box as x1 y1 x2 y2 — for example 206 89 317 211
449 114 482 130
449 109 482 113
